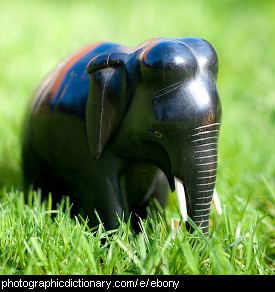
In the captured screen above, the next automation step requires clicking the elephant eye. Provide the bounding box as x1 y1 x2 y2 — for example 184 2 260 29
154 131 163 139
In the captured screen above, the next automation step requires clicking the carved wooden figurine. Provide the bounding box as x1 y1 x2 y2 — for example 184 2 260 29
22 37 222 234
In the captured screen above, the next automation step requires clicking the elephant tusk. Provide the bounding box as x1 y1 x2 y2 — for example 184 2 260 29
212 188 222 215
174 177 188 222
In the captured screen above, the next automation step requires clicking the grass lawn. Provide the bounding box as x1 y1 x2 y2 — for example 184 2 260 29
0 0 274 275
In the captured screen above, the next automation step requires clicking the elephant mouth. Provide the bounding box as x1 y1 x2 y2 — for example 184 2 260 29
173 176 222 224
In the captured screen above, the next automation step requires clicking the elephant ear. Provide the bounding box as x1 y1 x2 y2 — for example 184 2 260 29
86 52 130 159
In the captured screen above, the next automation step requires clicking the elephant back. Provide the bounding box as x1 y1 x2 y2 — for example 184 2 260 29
31 42 127 117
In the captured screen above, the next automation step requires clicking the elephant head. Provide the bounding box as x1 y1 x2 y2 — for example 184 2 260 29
86 37 222 235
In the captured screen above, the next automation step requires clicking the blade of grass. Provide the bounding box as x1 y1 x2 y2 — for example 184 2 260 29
47 192 52 219
116 237 141 267
30 237 48 268
230 221 241 265
181 241 199 274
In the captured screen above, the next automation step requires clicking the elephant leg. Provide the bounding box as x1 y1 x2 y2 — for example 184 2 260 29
129 170 169 231
23 150 127 230
22 145 70 208
69 172 128 230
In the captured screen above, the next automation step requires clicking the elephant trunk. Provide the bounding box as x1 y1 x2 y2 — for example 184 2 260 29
174 122 221 235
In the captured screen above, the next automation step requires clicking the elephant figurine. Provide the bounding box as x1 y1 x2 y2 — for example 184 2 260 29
22 37 222 235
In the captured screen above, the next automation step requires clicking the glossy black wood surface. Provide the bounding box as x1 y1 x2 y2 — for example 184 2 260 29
22 38 221 233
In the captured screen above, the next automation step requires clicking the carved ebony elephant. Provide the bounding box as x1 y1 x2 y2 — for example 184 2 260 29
22 37 222 234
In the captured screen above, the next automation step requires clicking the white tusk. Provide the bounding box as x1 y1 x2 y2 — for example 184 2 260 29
174 177 188 222
212 188 222 215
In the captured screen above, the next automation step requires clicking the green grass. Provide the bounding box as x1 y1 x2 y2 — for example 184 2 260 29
0 0 274 275
0 189 273 275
